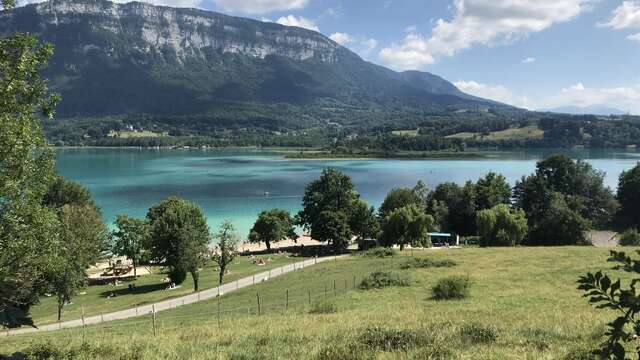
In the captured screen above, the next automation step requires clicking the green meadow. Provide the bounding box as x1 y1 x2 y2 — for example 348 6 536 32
0 247 627 359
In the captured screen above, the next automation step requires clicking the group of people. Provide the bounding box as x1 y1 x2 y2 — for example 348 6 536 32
250 255 273 266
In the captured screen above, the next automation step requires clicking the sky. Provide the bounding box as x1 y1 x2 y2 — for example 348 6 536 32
19 0 640 114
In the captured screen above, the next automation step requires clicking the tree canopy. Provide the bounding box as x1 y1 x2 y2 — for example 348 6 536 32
380 204 435 250
111 215 149 278
617 164 640 229
147 197 211 291
249 209 297 251
476 204 528 247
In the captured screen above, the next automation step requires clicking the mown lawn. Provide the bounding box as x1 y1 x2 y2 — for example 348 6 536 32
27 252 309 326
0 247 631 359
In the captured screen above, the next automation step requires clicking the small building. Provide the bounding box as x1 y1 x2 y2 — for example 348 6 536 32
428 233 459 247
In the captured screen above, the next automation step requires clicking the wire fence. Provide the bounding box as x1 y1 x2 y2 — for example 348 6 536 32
0 256 382 339
1 269 369 343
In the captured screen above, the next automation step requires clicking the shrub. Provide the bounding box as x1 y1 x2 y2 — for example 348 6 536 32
359 271 410 290
400 258 456 270
431 276 471 300
619 229 640 246
459 323 498 344
360 247 397 258
359 326 423 351
309 299 338 314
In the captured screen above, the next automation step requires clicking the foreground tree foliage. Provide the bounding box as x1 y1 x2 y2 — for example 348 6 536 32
212 220 239 285
111 215 149 278
0 0 62 326
249 209 297 251
579 251 640 359
147 197 210 291
476 204 528 247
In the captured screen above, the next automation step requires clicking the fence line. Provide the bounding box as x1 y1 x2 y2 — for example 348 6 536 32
1 270 367 342
1 255 345 338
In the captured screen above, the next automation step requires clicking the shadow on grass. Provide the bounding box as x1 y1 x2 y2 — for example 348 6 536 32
98 283 166 299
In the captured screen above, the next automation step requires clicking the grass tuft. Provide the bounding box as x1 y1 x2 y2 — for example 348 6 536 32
359 247 398 258
358 272 410 290
309 299 338 314
459 323 498 344
400 257 457 270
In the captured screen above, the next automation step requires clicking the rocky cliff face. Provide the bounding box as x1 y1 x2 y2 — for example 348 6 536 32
0 0 494 118
3 0 339 64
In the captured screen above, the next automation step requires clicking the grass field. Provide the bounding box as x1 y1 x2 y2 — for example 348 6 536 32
391 130 420 137
27 253 308 326
0 247 628 359
446 125 545 141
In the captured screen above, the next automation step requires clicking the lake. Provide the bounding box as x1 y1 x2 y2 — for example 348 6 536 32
56 148 640 237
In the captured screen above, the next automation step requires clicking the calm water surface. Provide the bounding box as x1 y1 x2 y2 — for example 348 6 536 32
56 148 640 237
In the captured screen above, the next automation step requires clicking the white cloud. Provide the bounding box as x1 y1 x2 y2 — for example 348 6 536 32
330 32 379 57
544 82 640 113
275 15 319 31
20 0 203 7
598 1 640 29
213 0 309 14
522 57 536 64
379 0 594 70
629 32 640 41
454 80 535 109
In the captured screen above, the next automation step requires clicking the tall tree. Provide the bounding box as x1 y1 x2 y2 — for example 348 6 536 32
378 182 427 219
249 209 297 251
212 220 239 285
380 204 435 250
147 197 210 291
350 199 380 244
428 181 476 235
475 172 512 211
0 0 62 326
298 168 359 249
50 204 108 321
43 176 96 210
111 215 149 278
617 164 640 229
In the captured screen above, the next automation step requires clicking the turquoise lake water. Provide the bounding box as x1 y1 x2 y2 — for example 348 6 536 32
56 148 640 237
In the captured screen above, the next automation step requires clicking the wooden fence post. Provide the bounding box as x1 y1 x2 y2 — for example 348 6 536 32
285 289 289 311
152 304 156 337
308 289 311 305
217 292 221 328
256 291 262 316
333 279 336 295
353 275 356 289
81 307 86 344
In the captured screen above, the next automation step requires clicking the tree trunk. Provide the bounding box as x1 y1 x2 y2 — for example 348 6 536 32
266 241 271 251
219 266 225 285
57 300 63 322
133 260 137 278
400 244 405 251
192 270 199 292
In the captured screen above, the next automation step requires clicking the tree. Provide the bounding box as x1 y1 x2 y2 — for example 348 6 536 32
428 181 476 235
380 204 435 250
617 164 640 229
0 0 62 325
212 220 239 285
298 168 359 249
475 172 511 211
147 197 210 291
249 209 297 251
476 204 528 247
527 194 589 246
313 211 353 251
43 176 95 210
349 199 380 244
111 215 149 278
378 183 425 219
578 251 640 358
51 204 109 320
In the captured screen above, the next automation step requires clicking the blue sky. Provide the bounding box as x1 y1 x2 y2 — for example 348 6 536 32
22 0 640 113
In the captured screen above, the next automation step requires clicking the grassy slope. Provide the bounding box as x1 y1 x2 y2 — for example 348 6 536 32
0 247 627 359
28 253 308 326
446 125 545 141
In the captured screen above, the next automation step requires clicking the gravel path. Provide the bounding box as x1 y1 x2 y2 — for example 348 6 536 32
1 255 341 337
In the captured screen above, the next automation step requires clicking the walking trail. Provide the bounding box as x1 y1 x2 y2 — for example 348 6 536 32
2 255 342 337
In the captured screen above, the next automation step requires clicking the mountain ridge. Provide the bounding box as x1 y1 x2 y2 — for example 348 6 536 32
0 0 505 129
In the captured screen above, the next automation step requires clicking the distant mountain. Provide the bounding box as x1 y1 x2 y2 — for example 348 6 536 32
0 0 502 121
544 105 628 116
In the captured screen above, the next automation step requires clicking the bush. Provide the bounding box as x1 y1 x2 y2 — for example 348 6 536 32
400 258 456 270
360 247 397 258
619 229 640 246
459 323 498 344
359 271 410 290
431 276 471 300
309 299 338 314
359 326 422 351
